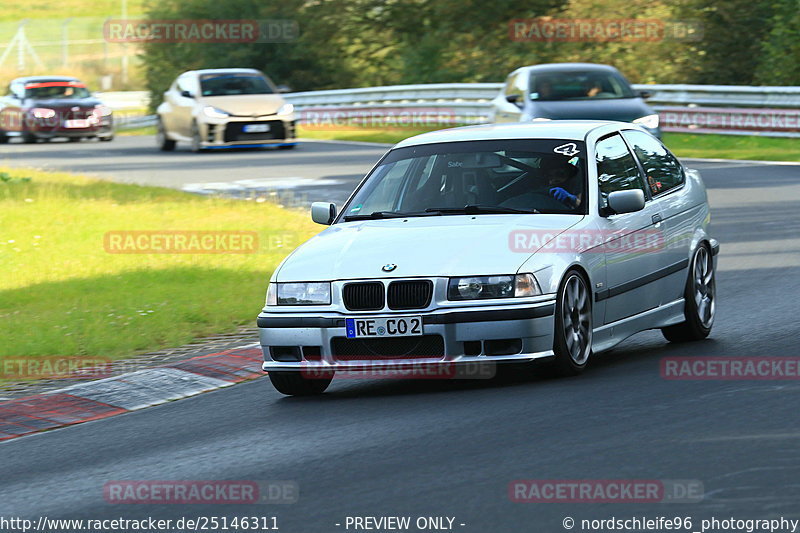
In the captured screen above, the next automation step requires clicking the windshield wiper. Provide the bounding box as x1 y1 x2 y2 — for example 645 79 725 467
342 210 441 221
425 205 540 215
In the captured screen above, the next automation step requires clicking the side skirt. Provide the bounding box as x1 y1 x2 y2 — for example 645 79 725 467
591 298 685 354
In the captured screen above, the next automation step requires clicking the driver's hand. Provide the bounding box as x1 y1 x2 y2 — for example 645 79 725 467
550 187 577 207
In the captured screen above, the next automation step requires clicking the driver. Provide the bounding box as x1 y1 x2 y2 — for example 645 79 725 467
540 157 582 208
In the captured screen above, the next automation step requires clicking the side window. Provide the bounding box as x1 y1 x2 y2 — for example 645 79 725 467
176 76 196 96
504 72 525 102
10 82 24 99
623 130 684 196
595 134 646 208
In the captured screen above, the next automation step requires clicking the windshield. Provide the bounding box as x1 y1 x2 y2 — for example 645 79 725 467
199 73 274 96
340 139 587 221
24 81 91 99
529 71 635 101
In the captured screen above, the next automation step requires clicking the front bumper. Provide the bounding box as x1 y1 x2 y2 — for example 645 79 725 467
26 118 113 139
198 115 296 148
258 299 557 373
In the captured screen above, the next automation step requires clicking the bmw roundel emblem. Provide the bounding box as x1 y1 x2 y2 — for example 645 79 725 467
382 263 397 272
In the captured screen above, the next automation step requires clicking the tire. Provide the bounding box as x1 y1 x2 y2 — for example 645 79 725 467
22 132 38 144
68 137 81 142
278 144 296 150
156 118 176 151
548 270 593 376
268 371 333 396
190 121 205 153
99 135 114 142
0 133 9 144
662 244 715 342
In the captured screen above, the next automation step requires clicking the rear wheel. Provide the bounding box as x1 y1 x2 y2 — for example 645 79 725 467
662 244 715 342
549 270 592 376
22 131 37 143
99 134 114 142
0 132 9 144
68 137 81 142
269 371 333 396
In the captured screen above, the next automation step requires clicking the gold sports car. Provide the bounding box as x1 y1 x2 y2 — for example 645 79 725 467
156 68 296 152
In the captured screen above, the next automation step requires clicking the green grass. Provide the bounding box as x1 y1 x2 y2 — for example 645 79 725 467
0 168 320 363
300 125 800 162
297 125 437 144
117 125 156 136
662 132 800 161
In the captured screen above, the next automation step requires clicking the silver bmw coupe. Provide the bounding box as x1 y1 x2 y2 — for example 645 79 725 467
258 121 718 395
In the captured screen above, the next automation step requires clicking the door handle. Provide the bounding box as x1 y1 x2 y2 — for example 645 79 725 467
652 213 663 224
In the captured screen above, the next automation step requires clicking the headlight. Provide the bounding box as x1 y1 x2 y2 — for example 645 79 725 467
93 105 113 117
276 103 294 116
31 108 56 119
202 106 230 119
448 274 542 300
267 282 331 305
633 114 660 129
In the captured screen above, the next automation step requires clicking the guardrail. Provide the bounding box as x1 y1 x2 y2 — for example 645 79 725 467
105 84 800 136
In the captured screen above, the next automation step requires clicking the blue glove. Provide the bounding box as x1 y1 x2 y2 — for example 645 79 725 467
550 187 577 206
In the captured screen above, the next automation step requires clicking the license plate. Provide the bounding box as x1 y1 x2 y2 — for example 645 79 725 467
243 124 270 133
65 119 89 128
345 316 423 338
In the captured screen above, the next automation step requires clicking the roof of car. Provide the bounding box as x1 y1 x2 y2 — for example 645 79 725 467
12 75 82 84
394 120 626 148
186 68 263 76
520 63 620 73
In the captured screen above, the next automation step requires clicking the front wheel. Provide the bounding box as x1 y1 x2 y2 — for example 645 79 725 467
22 132 37 144
662 244 715 342
548 271 592 376
268 371 333 396
190 121 205 152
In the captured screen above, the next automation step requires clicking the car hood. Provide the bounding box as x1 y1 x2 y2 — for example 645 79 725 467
531 98 653 122
199 94 286 116
275 215 583 282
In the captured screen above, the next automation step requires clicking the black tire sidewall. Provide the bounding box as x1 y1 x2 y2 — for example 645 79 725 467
552 270 592 375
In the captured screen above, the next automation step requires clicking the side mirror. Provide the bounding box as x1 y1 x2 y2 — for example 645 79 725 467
276 84 292 94
638 90 652 99
505 94 522 106
605 189 645 215
180 90 194 99
311 202 337 225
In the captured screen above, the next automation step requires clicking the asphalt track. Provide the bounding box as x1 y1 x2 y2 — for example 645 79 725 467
2 137 800 532
0 136 387 206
